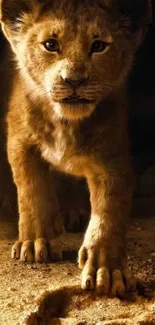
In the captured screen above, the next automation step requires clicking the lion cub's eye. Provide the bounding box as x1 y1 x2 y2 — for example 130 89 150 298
91 40 109 54
43 39 60 52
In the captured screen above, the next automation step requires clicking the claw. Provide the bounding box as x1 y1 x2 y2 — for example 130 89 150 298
12 238 62 264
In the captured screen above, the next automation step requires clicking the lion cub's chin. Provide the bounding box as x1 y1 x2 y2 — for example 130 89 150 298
53 102 95 121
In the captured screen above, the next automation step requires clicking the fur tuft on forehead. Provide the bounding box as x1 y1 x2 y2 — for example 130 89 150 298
0 0 151 25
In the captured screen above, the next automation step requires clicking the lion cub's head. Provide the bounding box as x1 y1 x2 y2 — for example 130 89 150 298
0 0 151 121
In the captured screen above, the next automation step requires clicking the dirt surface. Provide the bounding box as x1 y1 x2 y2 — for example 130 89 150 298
0 213 155 325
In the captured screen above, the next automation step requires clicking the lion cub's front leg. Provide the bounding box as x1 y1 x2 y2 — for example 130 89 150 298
8 139 63 263
78 157 135 295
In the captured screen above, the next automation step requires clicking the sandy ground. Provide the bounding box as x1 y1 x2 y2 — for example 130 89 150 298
0 209 155 325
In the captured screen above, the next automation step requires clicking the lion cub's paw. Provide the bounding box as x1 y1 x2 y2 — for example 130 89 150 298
78 222 136 296
11 238 62 263
78 246 136 296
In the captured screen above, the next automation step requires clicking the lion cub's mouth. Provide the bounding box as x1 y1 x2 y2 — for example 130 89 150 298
58 96 95 104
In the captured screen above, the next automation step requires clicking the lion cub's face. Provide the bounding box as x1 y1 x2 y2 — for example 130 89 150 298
0 0 146 120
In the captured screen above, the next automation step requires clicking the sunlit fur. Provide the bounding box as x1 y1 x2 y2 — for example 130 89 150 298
0 0 151 293
1 0 143 121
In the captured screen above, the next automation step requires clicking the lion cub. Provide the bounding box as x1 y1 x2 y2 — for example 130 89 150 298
0 0 150 295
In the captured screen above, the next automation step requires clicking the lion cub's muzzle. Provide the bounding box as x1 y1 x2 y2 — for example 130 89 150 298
52 74 97 105
60 75 94 104
57 75 95 104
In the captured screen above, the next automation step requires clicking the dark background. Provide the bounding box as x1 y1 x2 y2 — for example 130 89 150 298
129 23 155 174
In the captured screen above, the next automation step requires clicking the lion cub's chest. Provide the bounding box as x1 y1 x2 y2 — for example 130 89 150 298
41 126 89 176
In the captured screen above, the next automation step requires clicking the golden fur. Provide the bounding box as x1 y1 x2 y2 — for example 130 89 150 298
0 0 151 294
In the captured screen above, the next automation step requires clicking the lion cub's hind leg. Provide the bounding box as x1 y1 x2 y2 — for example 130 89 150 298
53 173 90 233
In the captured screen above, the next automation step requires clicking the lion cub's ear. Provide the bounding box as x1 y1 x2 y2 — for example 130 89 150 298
101 0 152 31
0 0 34 23
0 0 41 48
120 0 152 31
0 0 47 24
101 0 151 47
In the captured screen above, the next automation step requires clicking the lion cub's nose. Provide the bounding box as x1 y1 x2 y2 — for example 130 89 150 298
63 75 90 88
